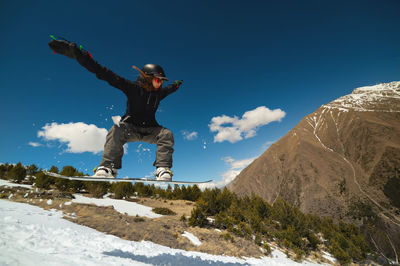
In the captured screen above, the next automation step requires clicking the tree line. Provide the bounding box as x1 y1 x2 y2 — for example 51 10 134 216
0 163 201 200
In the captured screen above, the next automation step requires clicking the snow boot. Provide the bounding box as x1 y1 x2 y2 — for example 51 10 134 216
93 166 117 178
155 167 173 181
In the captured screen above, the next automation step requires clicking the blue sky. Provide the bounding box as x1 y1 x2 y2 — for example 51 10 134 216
1 0 399 185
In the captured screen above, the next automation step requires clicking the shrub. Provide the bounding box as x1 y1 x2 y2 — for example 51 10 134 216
134 216 145 222
55 178 71 192
220 232 234 242
180 214 187 222
49 166 59 173
215 211 232 230
294 247 306 262
113 182 134 199
0 164 8 179
9 162 26 183
152 207 176 215
263 242 272 254
133 182 153 197
348 199 377 221
306 231 321 250
54 166 84 192
329 239 352 265
35 171 54 189
188 207 208 227
384 177 400 208
27 164 38 176
87 182 109 198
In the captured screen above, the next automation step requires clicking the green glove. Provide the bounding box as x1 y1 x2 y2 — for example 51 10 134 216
48 39 82 59
173 80 183 88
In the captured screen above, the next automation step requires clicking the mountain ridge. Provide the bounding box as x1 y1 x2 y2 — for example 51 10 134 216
229 81 400 260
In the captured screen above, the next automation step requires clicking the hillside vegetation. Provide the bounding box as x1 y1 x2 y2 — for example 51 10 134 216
0 162 377 264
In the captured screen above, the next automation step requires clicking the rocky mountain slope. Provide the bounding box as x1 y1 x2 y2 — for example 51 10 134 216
229 81 400 260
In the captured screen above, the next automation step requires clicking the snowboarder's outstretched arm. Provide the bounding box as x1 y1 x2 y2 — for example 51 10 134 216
160 80 182 100
48 39 137 94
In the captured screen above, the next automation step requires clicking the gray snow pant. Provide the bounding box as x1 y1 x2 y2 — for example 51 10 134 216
99 122 174 169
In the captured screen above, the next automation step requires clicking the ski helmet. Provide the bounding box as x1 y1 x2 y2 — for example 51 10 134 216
141 64 168 81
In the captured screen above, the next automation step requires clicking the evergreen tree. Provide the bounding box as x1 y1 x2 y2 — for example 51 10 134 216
200 187 221 215
305 231 321 250
0 164 8 179
188 206 208 227
215 211 232 230
133 182 145 196
149 184 156 196
27 164 38 176
329 239 352 264
216 187 234 213
113 182 134 199
87 182 109 198
9 162 27 183
55 166 82 191
384 177 400 208
190 185 201 201
49 166 59 173
35 171 53 189
60 166 80 176
228 198 245 224
133 182 153 197
181 185 188 200
6 163 15 172
173 184 182 199
166 184 173 199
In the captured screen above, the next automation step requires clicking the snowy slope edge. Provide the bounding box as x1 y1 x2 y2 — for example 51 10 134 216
323 81 400 112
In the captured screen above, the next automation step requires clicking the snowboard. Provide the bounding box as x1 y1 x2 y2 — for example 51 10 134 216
44 171 213 185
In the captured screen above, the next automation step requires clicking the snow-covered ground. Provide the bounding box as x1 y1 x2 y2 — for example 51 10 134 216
323 81 400 112
0 179 33 189
182 231 202 246
0 199 328 266
72 194 162 218
0 179 329 265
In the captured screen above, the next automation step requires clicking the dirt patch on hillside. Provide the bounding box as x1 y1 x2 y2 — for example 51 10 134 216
1 186 264 258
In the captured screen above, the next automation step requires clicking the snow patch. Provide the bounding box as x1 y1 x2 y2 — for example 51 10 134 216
321 251 337 264
0 179 33 189
182 231 202 246
72 194 162 218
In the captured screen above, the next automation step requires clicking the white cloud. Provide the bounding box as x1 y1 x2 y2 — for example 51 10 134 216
38 122 108 154
220 169 242 187
223 156 256 170
28 142 42 147
201 156 256 189
209 106 286 143
263 140 275 149
182 130 198 141
220 156 256 186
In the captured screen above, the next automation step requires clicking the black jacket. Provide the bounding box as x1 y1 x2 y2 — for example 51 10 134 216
77 53 178 127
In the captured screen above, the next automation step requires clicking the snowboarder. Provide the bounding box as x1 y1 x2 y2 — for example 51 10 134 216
48 38 182 181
